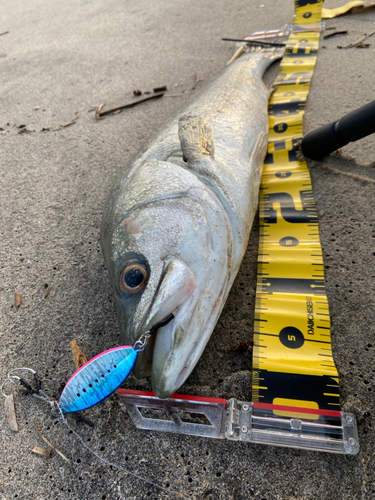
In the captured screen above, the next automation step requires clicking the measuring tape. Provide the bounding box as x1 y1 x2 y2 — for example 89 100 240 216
251 0 341 420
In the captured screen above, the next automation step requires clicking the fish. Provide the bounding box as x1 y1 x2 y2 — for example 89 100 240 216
100 44 283 399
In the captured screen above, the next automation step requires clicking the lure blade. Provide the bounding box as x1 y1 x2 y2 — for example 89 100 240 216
59 346 137 412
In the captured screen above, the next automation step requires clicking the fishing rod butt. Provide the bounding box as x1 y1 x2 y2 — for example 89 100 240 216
301 120 345 161
301 99 375 161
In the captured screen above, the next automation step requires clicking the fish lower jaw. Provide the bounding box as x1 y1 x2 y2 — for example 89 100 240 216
152 358 190 399
131 306 180 379
152 382 177 400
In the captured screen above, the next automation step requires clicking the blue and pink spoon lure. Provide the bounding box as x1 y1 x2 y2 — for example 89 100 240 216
58 314 174 413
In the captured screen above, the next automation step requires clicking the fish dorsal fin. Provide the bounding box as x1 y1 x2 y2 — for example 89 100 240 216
178 115 215 162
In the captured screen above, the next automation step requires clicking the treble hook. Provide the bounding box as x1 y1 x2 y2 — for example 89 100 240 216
1 367 41 397
1 378 15 398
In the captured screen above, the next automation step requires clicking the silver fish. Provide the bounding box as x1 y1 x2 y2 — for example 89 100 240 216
101 45 283 398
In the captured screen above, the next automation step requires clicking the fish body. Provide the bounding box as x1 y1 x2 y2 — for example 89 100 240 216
101 46 282 398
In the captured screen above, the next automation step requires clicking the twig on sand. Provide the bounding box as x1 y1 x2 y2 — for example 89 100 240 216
5 395 18 431
338 31 375 48
226 45 245 65
32 446 52 458
94 103 106 120
323 30 348 39
33 422 72 466
97 94 164 118
70 339 88 370
14 294 22 307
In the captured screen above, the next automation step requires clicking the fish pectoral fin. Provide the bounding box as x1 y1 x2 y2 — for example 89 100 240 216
178 115 215 162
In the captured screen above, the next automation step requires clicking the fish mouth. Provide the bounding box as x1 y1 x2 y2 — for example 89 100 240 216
149 292 200 398
133 290 198 378
131 258 197 384
149 275 229 399
129 254 230 398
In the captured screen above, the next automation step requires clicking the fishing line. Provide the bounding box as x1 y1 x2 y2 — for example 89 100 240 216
2 361 188 499
57 407 187 498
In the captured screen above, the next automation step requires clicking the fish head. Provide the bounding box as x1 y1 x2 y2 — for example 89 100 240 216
102 161 233 398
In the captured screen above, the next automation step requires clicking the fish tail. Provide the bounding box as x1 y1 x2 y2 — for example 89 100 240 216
228 42 284 78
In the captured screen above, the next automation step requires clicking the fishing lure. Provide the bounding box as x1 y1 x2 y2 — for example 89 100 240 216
59 314 174 413
1 335 186 499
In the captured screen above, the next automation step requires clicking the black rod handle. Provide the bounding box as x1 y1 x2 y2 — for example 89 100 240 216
301 99 375 160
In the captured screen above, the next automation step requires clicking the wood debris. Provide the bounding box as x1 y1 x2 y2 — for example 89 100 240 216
15 124 32 133
153 85 167 93
61 119 78 128
33 422 72 466
40 117 79 131
97 93 165 118
70 339 88 370
192 74 202 90
338 31 375 48
43 285 52 299
32 446 52 458
94 103 106 120
228 340 253 353
5 395 18 431
323 30 348 39
50 120 78 131
14 293 22 307
226 45 245 66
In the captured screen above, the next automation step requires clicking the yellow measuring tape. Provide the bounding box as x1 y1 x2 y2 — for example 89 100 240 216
252 0 341 420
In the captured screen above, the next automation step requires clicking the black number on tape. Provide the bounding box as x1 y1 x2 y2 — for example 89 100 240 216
263 191 317 223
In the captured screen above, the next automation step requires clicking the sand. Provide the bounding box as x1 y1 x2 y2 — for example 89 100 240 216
1 0 374 498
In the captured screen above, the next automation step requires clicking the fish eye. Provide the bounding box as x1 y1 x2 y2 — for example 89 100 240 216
118 260 148 294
